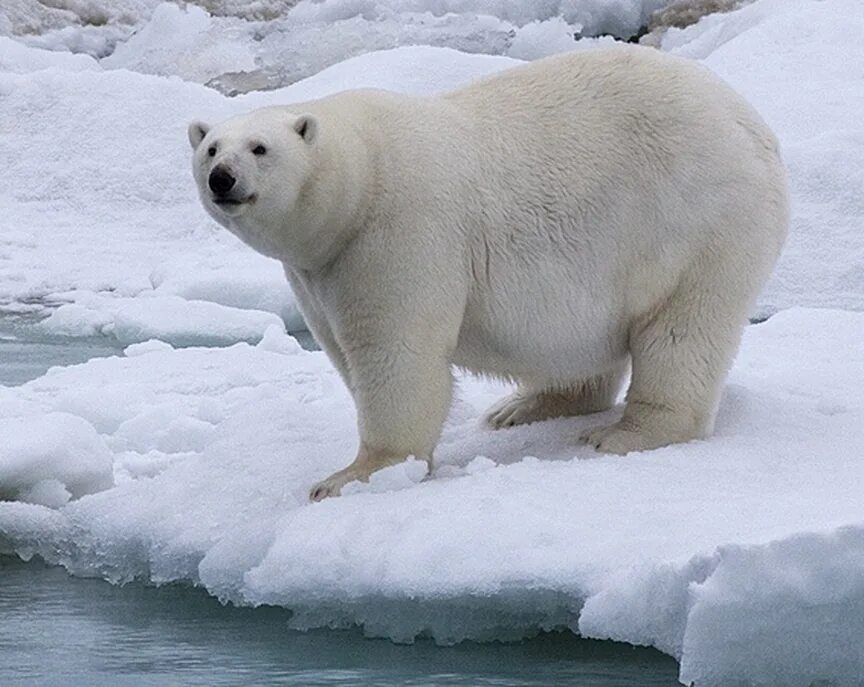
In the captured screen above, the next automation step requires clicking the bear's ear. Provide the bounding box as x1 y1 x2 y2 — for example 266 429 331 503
293 114 318 144
188 121 210 150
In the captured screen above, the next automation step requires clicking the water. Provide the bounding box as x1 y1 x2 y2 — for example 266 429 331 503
0 315 124 387
0 559 680 687
0 318 682 686
0 314 318 386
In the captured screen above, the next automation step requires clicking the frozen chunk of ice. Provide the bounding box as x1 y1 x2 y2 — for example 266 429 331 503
0 413 113 505
38 293 285 347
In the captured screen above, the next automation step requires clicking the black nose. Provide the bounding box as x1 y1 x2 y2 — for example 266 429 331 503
209 167 236 195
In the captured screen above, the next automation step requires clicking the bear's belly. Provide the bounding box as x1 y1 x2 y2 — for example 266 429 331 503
452 286 629 384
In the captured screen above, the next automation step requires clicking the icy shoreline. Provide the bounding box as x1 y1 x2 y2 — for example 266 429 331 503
2 307 864 685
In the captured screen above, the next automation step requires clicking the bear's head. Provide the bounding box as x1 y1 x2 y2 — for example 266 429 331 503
188 108 318 260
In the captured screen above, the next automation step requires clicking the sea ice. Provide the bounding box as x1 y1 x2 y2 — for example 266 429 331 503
0 35 99 73
0 308 862 686
37 291 286 346
0 413 113 505
1 0 862 345
100 3 257 83
1 0 864 684
2 0 674 69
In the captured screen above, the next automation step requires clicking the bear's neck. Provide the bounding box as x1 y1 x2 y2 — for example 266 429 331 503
283 126 373 273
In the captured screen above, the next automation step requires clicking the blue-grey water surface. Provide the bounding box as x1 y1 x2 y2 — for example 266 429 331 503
0 316 681 686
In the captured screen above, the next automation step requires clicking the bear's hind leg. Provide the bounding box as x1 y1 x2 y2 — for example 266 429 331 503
484 366 625 429
582 262 752 455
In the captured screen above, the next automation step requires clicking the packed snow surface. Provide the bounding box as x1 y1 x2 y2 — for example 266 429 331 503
2 1 864 685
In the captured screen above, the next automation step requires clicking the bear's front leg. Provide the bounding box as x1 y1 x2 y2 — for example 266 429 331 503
309 345 454 501
309 444 423 501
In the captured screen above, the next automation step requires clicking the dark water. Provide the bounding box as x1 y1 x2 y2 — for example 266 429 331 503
0 313 318 387
0 317 124 387
0 319 682 686
0 558 680 687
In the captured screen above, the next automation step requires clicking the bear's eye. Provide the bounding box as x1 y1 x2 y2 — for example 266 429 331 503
252 144 267 156
207 146 217 157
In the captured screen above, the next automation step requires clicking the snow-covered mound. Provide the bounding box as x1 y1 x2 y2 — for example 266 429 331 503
1 307 863 686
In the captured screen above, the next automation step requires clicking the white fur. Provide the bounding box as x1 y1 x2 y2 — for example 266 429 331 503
189 45 788 500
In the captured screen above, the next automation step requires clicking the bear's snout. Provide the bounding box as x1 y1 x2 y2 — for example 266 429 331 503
209 166 236 196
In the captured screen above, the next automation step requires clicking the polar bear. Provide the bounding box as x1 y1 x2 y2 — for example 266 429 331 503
189 45 788 501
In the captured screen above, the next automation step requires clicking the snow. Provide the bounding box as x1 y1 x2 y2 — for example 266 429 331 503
99 3 257 83
663 0 864 315
1 0 861 343
0 41 517 343
678 528 864 686
340 457 429 497
148 258 302 329
1 0 864 684
1 307 863 686
38 291 286 346
3 1 671 72
0 36 99 73
0 413 113 507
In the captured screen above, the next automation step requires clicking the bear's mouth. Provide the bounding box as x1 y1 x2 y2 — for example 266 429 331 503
213 193 256 208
